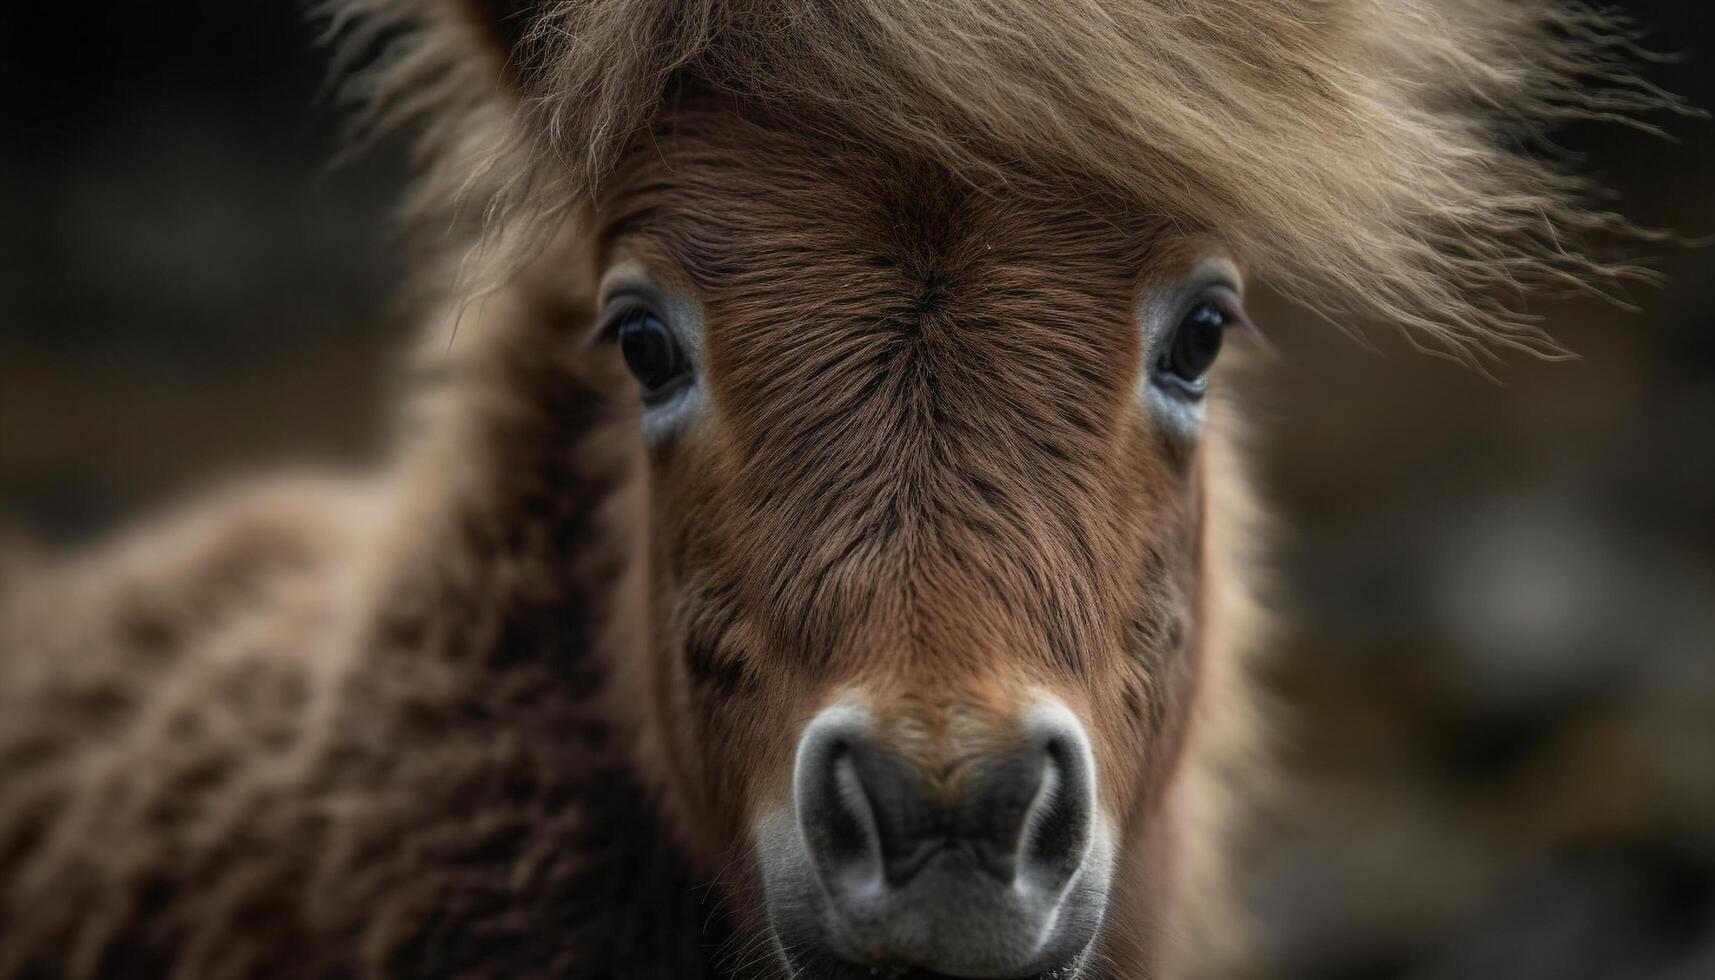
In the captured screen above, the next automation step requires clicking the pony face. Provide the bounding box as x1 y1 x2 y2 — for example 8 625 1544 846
335 1 1653 973
589 98 1246 976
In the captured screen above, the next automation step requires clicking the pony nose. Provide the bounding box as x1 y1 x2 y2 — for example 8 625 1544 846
791 705 1098 975
838 735 1047 886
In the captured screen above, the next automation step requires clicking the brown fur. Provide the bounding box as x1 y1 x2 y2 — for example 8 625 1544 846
0 1 1669 978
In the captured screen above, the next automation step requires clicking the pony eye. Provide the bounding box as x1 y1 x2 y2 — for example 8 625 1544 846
1158 300 1228 391
616 311 687 399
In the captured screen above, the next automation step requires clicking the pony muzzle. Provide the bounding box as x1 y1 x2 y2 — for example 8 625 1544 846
759 699 1113 979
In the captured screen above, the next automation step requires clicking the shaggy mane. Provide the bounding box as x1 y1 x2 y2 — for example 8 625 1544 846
328 0 1687 360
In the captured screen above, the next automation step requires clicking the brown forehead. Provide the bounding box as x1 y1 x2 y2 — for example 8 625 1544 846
594 98 1204 318
589 97 1214 498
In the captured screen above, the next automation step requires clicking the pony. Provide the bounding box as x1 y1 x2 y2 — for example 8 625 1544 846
0 0 1672 976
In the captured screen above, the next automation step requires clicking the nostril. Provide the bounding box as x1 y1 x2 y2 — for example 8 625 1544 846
798 714 955 895
1022 736 1088 885
821 743 876 871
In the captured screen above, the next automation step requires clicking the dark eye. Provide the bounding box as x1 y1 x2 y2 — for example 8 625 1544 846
1158 300 1228 391
616 311 687 398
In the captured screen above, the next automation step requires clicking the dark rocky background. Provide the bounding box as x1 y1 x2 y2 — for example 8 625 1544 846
1 2 1711 977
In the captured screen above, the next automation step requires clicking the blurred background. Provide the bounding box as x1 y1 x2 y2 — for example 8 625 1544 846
0 2 1710 977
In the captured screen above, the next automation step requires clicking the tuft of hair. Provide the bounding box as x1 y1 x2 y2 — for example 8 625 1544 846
325 0 1690 361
